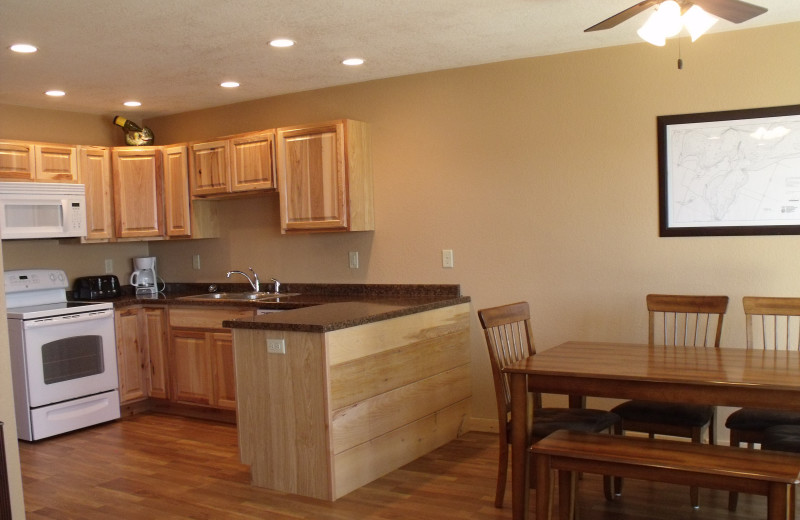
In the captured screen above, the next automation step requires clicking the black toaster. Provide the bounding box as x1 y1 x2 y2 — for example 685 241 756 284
72 275 121 300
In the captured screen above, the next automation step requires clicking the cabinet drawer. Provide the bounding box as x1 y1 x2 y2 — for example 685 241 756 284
169 307 254 329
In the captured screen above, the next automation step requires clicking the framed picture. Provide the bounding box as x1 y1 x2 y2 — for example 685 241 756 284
658 104 800 236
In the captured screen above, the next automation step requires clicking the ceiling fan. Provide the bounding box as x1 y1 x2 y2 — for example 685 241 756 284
585 0 768 33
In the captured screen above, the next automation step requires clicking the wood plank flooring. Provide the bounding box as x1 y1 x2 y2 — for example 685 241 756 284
18 413 776 519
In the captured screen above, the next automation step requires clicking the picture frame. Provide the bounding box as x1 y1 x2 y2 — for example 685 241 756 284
658 104 800 237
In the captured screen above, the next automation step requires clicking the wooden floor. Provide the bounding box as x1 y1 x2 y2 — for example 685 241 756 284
18 413 776 519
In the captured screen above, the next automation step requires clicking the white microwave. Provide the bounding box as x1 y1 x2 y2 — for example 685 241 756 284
0 182 87 239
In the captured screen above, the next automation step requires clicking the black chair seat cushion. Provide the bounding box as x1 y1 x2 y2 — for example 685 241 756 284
725 408 800 432
611 400 712 427
531 408 620 439
762 425 800 453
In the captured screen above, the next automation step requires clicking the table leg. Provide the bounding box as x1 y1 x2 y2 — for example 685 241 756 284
510 372 531 520
536 453 552 520
766 483 790 520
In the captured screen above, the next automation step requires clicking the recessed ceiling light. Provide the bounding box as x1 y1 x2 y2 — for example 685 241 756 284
45 90 65 97
342 58 365 66
220 81 240 88
10 43 37 53
269 39 295 48
123 101 141 107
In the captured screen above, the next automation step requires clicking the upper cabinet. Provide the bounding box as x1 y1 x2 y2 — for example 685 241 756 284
112 147 164 238
163 145 192 237
78 146 114 241
276 119 373 233
0 140 78 182
190 130 276 198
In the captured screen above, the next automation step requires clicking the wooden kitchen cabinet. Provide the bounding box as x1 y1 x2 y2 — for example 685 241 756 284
169 306 254 410
229 130 276 192
35 144 78 182
0 141 34 180
143 307 170 399
112 147 164 238
276 119 373 233
115 307 148 404
0 140 78 182
115 306 170 404
163 145 192 237
190 130 276 197
163 145 220 239
78 146 114 241
189 140 229 196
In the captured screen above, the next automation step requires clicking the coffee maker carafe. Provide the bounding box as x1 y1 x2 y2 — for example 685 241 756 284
130 256 159 295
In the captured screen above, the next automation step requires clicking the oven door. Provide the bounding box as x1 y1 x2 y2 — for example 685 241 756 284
22 309 117 408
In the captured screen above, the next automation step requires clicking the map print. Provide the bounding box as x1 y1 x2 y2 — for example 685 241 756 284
667 116 800 228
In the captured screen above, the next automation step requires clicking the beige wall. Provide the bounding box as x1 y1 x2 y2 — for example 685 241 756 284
0 241 25 518
0 22 798 445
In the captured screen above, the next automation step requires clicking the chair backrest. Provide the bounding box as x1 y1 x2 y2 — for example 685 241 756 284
743 296 800 351
647 294 729 348
478 302 538 423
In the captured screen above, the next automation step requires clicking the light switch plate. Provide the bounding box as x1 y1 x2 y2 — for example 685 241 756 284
192 254 201 270
349 251 359 269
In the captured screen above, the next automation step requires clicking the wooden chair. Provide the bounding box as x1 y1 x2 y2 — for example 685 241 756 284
727 296 800 511
478 301 620 508
611 294 729 509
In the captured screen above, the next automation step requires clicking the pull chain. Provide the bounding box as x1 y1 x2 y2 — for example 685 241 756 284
677 38 683 70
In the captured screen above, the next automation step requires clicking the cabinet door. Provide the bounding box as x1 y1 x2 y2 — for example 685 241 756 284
0 141 35 180
144 308 170 399
115 308 147 404
211 332 236 410
78 146 114 241
34 144 78 182
277 121 348 232
190 140 229 196
171 329 213 406
230 131 276 192
112 147 164 238
163 145 191 237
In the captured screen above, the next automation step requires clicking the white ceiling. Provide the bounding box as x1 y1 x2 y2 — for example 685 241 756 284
2 0 799 120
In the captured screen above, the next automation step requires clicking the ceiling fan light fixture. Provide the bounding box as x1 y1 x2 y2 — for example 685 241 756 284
683 5 719 41
637 11 667 46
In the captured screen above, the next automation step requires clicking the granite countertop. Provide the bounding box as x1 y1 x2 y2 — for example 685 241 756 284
100 283 470 333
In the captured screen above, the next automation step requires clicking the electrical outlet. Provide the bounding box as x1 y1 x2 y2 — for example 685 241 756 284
267 338 286 354
442 249 454 268
349 251 359 269
192 254 201 270
104 259 113 273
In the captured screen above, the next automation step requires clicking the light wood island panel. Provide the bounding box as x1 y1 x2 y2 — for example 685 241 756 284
233 302 471 500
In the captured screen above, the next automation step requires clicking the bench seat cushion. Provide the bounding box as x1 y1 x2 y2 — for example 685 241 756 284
725 408 800 432
763 425 800 453
612 400 712 427
530 408 620 440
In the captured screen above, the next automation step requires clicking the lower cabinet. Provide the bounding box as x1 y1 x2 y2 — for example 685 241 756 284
169 306 254 411
115 306 169 404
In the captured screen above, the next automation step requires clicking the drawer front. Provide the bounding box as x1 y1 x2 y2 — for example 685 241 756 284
169 307 254 329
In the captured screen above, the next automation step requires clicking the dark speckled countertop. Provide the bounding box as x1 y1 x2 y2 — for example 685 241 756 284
100 283 470 333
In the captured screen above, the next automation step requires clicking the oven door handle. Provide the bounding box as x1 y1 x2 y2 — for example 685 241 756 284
23 309 114 329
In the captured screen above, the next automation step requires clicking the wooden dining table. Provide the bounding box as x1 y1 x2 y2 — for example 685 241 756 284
503 341 800 520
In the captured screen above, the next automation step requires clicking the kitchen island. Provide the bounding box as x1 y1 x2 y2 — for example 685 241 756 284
222 286 471 501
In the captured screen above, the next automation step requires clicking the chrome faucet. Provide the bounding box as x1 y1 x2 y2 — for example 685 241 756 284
226 267 260 292
271 277 281 294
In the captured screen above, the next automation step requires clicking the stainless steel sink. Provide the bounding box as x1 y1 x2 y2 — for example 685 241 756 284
177 292 299 301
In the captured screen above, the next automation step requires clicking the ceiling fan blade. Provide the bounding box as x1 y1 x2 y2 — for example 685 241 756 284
690 0 767 23
585 0 661 32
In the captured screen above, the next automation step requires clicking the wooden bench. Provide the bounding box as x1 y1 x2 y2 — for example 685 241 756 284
532 430 800 520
